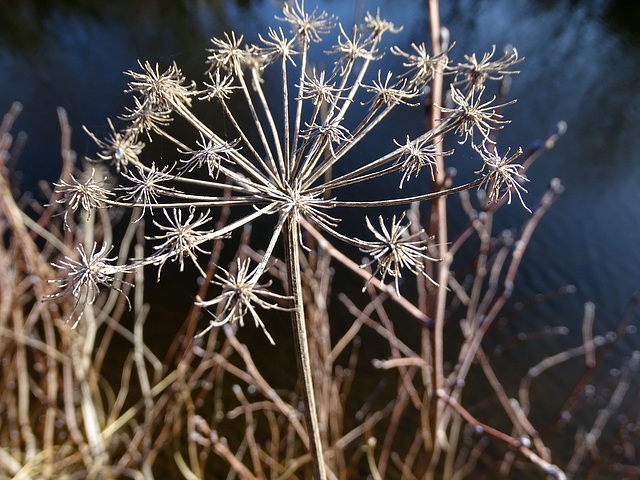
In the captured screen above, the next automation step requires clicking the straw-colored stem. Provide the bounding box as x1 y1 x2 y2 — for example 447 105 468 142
235 67 279 178
173 100 280 189
250 67 285 175
284 215 327 480
281 59 291 177
328 177 484 207
291 41 309 177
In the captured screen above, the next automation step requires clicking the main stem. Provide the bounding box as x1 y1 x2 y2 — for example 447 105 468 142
284 216 327 480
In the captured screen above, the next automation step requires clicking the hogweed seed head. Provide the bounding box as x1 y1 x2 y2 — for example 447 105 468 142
359 212 439 294
121 95 173 139
259 27 298 66
298 68 345 107
454 45 522 91
48 2 529 337
301 115 352 156
475 142 530 212
179 134 240 178
126 60 195 111
363 8 403 39
55 168 112 228
119 162 174 218
200 69 240 101
45 243 132 326
364 71 417 109
441 85 515 145
196 258 291 344
330 23 377 75
148 207 216 279
83 118 145 172
393 136 453 188
278 0 336 45
207 32 246 74
391 42 452 88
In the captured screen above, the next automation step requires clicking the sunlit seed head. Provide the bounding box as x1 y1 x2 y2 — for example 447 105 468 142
52 2 529 334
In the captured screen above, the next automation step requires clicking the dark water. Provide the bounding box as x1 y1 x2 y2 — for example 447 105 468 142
2 0 640 474
447 0 640 331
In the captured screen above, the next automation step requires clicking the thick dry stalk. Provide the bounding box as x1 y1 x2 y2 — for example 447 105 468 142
284 216 327 480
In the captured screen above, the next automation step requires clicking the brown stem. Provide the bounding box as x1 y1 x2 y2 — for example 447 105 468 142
425 0 448 472
436 390 567 480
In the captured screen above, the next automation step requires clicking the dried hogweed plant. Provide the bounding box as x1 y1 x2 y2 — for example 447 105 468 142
45 1 539 478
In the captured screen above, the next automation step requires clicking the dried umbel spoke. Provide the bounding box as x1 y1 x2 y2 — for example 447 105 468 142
475 142 530 211
45 243 132 326
358 212 439 294
454 45 522 91
196 258 291 345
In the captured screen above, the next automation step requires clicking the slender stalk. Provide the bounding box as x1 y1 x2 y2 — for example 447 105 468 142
291 39 309 179
425 0 448 475
250 68 285 175
281 58 291 177
235 66 280 179
328 177 484 207
283 215 327 480
172 100 282 189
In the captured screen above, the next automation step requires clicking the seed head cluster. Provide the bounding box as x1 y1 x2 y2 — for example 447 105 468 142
47 0 526 341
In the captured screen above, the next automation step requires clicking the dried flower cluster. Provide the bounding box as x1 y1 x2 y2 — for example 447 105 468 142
48 0 525 338
45 243 131 325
